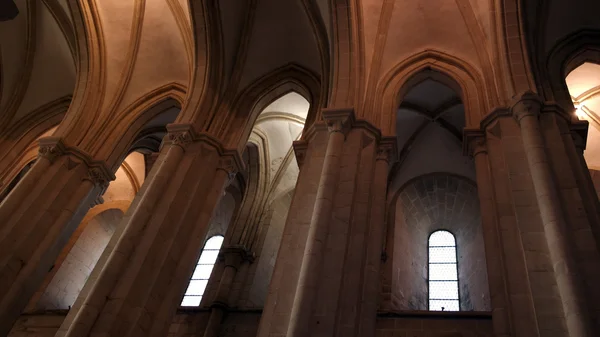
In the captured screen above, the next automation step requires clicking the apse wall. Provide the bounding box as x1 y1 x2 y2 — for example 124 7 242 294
389 173 490 311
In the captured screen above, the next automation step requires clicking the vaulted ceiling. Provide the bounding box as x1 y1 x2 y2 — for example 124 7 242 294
0 0 75 129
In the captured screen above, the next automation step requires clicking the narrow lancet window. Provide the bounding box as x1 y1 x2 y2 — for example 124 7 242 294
181 235 224 306
428 230 459 311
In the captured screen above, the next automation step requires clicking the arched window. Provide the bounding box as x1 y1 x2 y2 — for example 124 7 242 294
428 230 459 311
181 235 224 306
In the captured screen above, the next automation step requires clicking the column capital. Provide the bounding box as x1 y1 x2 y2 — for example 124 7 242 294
463 128 487 157
165 123 246 176
376 137 397 163
511 91 543 123
38 137 115 204
219 245 255 267
322 108 355 135
570 119 589 153
292 140 308 168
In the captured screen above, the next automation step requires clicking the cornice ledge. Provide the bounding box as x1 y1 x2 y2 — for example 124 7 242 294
479 107 511 131
354 119 382 141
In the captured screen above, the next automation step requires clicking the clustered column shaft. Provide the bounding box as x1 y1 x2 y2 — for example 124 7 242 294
286 113 348 337
513 96 594 337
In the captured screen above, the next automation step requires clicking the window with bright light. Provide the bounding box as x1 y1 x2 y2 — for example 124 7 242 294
180 235 224 306
428 230 459 311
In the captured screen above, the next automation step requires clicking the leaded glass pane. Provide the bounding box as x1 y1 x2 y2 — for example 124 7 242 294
180 235 224 306
428 230 459 311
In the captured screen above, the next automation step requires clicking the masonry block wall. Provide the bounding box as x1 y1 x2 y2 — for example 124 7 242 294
34 209 122 310
390 173 490 311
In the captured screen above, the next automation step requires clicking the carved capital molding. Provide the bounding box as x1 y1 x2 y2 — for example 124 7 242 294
38 137 68 163
511 91 543 124
322 107 355 136
218 155 239 186
163 124 194 149
376 136 397 163
164 124 246 177
463 128 487 157
37 137 115 207
219 245 255 267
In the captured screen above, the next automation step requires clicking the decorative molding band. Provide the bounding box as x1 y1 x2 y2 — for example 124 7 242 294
163 123 245 175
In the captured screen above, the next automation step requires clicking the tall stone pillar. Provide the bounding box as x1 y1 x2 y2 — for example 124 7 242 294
464 131 512 337
357 137 395 337
55 124 243 337
203 246 253 337
257 108 394 337
0 137 113 335
286 109 351 337
512 94 594 337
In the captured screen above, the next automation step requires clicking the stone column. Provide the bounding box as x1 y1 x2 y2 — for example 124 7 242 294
203 246 253 337
286 109 351 337
512 94 594 337
358 137 396 337
465 131 512 337
55 124 243 337
0 137 113 336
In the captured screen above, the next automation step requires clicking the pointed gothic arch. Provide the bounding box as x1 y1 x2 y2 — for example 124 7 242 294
375 50 492 135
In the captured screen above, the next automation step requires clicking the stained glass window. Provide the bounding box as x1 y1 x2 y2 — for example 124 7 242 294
180 235 224 306
428 230 459 311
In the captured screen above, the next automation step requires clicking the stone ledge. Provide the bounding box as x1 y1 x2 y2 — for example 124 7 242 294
377 310 492 319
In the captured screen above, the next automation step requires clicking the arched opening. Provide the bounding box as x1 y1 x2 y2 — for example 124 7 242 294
384 70 490 312
35 208 123 310
24 103 183 313
565 61 600 191
185 90 309 310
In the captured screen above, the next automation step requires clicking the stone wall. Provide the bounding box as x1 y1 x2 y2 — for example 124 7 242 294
387 173 490 311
